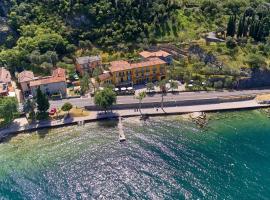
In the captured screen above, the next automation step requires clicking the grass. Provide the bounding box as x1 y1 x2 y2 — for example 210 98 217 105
256 94 270 102
51 107 90 120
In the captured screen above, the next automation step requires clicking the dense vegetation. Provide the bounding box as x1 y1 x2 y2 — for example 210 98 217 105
0 97 18 126
0 0 178 74
0 0 269 89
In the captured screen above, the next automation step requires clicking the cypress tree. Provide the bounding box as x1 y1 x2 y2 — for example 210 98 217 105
243 17 250 37
249 16 256 38
227 15 236 37
257 22 264 41
237 16 243 38
36 87 50 114
254 21 261 41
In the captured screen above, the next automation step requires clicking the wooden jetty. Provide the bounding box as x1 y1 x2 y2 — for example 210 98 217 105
118 117 126 142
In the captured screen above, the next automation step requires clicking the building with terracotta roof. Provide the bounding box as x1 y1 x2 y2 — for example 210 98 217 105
98 72 113 84
0 67 12 96
18 70 35 96
75 55 102 75
30 68 67 97
139 50 173 64
102 57 167 87
0 67 11 84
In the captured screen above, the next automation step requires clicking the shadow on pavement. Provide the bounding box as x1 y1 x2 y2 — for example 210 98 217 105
0 122 21 143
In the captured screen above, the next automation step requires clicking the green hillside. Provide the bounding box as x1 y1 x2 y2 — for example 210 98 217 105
0 0 269 89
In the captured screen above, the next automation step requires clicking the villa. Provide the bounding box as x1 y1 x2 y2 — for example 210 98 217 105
0 67 12 96
139 50 173 64
75 55 102 75
18 68 67 98
18 70 36 96
98 57 167 87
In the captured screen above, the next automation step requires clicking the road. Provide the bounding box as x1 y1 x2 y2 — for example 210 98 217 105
49 89 270 109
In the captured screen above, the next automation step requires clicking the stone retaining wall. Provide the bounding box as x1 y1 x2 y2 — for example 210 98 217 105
85 95 255 111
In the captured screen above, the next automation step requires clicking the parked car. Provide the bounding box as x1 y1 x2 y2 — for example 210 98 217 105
49 108 57 115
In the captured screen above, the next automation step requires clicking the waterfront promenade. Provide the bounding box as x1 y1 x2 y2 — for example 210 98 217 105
1 99 269 139
49 89 270 108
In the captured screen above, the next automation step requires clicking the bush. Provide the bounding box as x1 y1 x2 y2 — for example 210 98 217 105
214 80 223 89
61 102 73 113
246 53 267 70
224 77 233 88
36 112 49 120
226 37 238 49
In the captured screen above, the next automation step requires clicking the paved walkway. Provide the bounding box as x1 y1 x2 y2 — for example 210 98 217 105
49 89 270 109
0 100 269 138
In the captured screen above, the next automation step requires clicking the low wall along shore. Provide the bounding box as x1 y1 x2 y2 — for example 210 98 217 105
85 95 256 111
0 95 266 138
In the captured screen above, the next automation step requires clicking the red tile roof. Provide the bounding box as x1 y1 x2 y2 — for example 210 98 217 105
131 58 166 68
29 68 66 87
0 67 11 83
110 61 131 72
109 57 166 73
98 72 112 81
30 76 66 87
18 71 35 83
52 68 66 78
139 50 171 58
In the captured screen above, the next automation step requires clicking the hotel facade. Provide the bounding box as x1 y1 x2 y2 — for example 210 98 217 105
99 57 167 87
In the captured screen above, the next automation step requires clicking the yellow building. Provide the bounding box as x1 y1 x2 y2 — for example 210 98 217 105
99 57 167 87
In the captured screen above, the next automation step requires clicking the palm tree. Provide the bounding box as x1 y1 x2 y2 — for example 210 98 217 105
158 79 167 111
135 91 146 115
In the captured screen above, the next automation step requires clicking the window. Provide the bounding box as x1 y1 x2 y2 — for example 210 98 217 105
153 67 157 73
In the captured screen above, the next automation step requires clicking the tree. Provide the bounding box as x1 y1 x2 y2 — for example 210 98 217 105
94 88 116 113
225 0 247 15
80 73 90 95
214 80 223 89
224 77 234 88
158 79 168 110
135 91 146 114
200 1 220 17
36 87 50 115
23 98 36 120
0 97 18 125
226 37 237 49
92 67 102 78
61 102 73 116
246 54 267 70
146 82 155 92
227 15 236 37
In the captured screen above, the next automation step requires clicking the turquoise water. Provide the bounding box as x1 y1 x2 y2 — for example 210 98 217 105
0 110 270 199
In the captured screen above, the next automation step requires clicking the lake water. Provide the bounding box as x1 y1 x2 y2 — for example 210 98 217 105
0 110 270 199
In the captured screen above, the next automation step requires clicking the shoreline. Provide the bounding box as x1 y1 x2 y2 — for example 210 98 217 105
0 99 269 140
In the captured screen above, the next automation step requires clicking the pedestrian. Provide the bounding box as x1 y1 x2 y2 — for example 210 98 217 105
156 108 158 112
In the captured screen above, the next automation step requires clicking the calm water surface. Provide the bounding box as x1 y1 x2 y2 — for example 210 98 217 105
0 110 270 199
